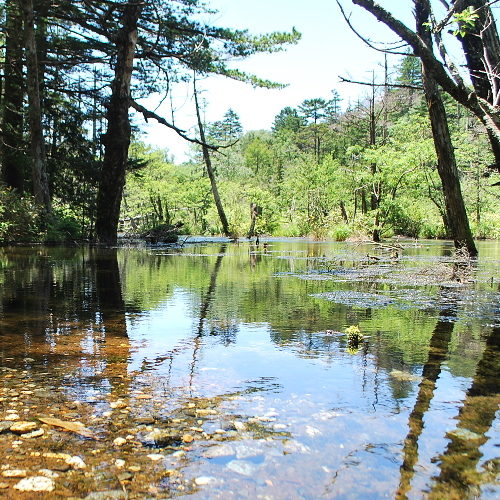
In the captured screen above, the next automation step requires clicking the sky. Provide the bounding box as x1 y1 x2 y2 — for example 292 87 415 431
136 0 456 163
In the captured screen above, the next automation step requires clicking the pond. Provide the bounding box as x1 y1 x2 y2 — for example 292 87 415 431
1 238 500 499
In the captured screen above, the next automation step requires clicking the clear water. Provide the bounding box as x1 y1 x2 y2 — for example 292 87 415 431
1 238 500 499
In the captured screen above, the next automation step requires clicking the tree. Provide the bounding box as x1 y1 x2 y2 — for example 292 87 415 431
21 0 52 217
2 0 25 192
94 0 143 245
272 107 306 133
346 0 500 173
210 109 243 143
345 0 478 254
416 0 476 254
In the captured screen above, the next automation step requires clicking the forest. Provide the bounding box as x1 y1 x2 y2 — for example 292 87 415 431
1 0 500 253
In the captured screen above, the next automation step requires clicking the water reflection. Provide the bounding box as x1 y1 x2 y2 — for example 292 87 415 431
0 240 500 498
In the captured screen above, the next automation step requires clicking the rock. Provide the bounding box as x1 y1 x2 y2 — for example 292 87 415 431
84 490 128 500
182 434 194 443
65 456 86 469
38 469 60 478
133 416 155 425
203 444 235 458
14 476 55 492
10 421 38 434
146 454 164 461
139 428 182 446
110 400 127 409
113 437 127 446
194 476 216 485
4 414 20 421
2 470 27 478
0 421 12 433
116 472 133 481
0 482 9 489
233 421 246 432
22 428 44 439
305 426 323 437
226 459 260 476
283 440 311 454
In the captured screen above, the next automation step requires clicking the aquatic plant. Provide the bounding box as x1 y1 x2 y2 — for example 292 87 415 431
345 325 363 343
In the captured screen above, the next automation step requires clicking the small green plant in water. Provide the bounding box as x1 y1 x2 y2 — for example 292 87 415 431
345 325 363 343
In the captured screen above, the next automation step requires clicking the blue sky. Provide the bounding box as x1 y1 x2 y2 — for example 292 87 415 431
137 0 458 162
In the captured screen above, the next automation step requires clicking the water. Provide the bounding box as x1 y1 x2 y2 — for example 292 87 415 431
1 239 500 499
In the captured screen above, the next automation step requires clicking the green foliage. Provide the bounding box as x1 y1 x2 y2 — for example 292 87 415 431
0 187 41 242
452 7 479 38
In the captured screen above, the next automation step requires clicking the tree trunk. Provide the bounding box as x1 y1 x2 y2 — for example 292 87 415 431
2 0 25 192
21 0 52 216
416 0 477 256
193 75 231 237
95 0 142 245
455 0 500 170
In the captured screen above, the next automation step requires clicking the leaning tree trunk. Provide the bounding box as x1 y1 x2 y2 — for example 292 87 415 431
193 75 231 237
416 0 477 256
21 0 52 216
95 0 142 245
2 0 25 192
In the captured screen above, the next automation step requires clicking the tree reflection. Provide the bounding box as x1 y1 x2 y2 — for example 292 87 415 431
428 325 500 499
93 248 127 337
396 307 455 500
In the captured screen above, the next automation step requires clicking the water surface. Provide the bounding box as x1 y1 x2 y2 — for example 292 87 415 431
1 239 500 499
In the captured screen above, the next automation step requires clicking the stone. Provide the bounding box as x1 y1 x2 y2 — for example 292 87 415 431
10 421 38 434
84 490 128 500
65 456 86 469
226 459 260 476
2 470 27 478
14 476 55 492
194 476 216 485
113 437 127 446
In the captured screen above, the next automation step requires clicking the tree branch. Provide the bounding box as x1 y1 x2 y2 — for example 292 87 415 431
339 75 423 91
129 99 227 152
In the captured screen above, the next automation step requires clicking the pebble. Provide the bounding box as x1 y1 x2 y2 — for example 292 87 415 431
110 400 127 409
84 491 128 500
22 428 45 439
38 469 60 478
147 454 164 461
113 437 127 446
4 414 20 421
2 469 27 478
0 422 12 433
233 421 246 432
10 421 38 434
14 476 55 492
194 476 217 485
65 456 87 469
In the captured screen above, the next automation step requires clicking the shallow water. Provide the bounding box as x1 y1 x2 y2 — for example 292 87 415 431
1 239 500 499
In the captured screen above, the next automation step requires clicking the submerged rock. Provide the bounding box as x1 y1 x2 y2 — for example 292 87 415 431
226 459 260 476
